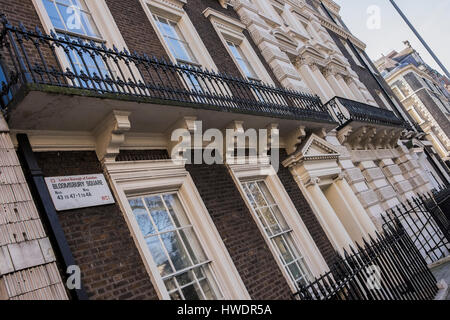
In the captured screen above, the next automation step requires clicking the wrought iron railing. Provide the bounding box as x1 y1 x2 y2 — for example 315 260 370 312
0 15 334 123
383 193 449 265
325 96 405 128
295 220 438 300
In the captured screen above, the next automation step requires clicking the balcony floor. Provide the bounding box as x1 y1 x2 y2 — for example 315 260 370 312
6 83 337 135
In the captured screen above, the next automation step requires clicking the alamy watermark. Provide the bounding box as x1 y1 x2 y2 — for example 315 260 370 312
170 121 280 173
366 265 382 290
366 5 382 30
66 265 81 290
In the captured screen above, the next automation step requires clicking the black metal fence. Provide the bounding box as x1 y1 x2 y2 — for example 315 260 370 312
295 220 438 300
325 96 405 128
0 15 334 123
433 188 450 220
382 193 449 265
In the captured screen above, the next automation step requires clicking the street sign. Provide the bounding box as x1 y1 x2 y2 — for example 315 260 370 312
45 174 115 211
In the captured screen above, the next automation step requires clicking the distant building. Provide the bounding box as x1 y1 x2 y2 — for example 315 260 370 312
375 42 450 165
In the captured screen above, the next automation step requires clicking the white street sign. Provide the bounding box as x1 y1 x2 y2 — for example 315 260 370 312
45 174 115 211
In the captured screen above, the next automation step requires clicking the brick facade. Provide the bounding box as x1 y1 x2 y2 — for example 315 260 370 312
33 149 296 300
34 151 159 300
185 162 293 300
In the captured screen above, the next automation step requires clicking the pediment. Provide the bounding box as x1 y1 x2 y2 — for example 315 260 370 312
299 45 324 60
272 29 297 46
282 134 341 168
300 134 340 160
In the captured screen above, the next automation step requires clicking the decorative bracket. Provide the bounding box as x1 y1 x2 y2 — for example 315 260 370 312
337 125 353 145
167 116 198 160
284 126 306 155
94 110 131 163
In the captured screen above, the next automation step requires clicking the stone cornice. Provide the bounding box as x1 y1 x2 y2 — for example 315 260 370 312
318 16 366 50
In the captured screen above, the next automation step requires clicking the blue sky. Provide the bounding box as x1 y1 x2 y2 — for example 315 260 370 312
334 0 450 75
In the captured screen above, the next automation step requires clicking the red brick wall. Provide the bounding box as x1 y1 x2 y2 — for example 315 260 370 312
35 151 159 300
0 0 42 28
278 150 336 267
104 0 169 59
185 162 293 300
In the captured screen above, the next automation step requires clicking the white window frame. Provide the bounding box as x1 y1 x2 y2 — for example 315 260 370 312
228 157 329 293
358 49 379 75
139 0 218 71
392 85 406 101
376 91 393 111
341 40 364 68
203 8 274 85
105 159 250 300
31 0 136 81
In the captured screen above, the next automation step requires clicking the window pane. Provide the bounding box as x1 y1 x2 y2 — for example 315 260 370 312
129 198 155 237
273 236 295 264
181 283 203 300
166 38 193 62
170 291 183 300
227 42 239 57
259 207 279 235
164 278 177 292
58 3 84 34
81 11 101 38
43 0 66 30
247 182 268 208
44 0 102 39
146 236 173 277
161 231 192 271
145 196 174 233
155 17 178 39
179 228 207 265
288 262 303 281
176 270 196 287
163 194 189 228
0 65 12 105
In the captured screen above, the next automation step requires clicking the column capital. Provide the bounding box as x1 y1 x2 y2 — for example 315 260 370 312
323 67 337 78
334 172 346 182
305 176 321 188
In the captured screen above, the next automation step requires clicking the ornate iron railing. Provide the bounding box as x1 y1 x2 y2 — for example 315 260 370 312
295 220 438 300
383 193 449 265
325 96 405 128
0 15 334 123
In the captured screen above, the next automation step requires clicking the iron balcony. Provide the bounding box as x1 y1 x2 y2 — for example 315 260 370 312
325 96 406 129
0 15 335 124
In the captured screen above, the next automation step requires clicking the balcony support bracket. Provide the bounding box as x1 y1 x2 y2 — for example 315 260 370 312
94 110 131 163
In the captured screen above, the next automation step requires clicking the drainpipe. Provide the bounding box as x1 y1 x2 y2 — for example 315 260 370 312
16 134 88 300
